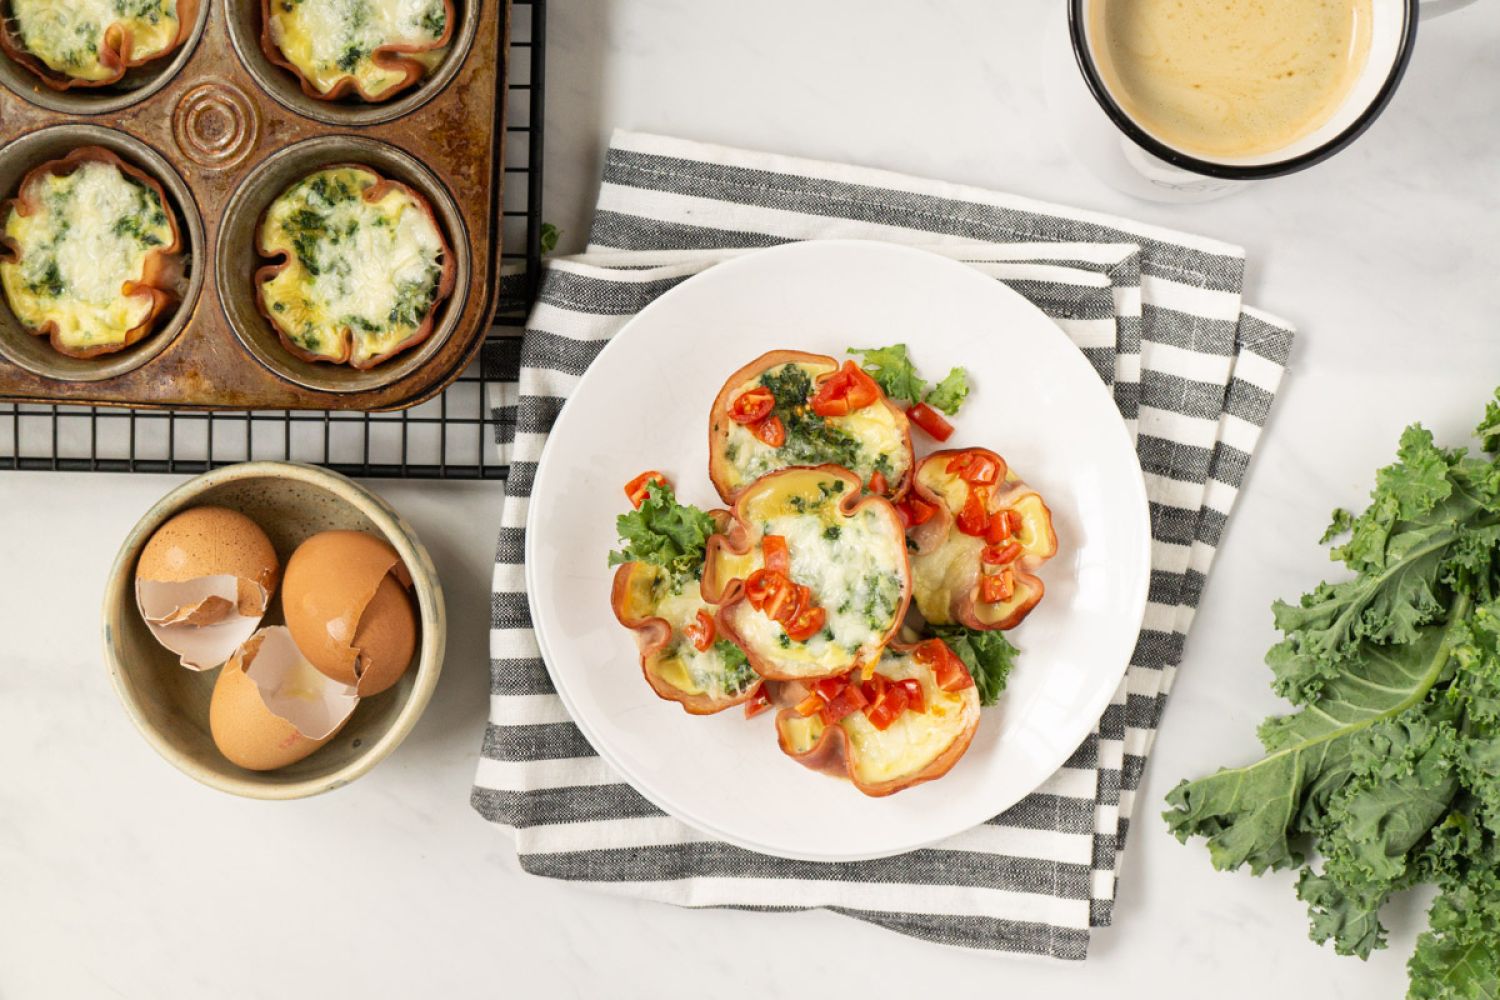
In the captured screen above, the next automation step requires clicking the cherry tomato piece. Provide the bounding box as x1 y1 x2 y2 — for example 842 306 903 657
899 677 926 714
729 386 775 424
683 610 715 652
906 402 954 442
761 534 791 575
623 470 669 508
744 683 773 719
751 415 786 448
868 470 889 495
982 541 1022 566
783 604 826 642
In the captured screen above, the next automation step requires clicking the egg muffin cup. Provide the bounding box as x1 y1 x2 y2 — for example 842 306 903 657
0 0 200 92
0 145 183 360
251 160 457 373
258 0 457 105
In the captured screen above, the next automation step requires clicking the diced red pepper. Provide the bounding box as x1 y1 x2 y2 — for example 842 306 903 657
683 610 715 652
751 415 786 448
984 509 1013 544
897 495 939 529
868 470 889 495
907 402 954 442
794 692 825 717
761 534 791 575
729 386 775 424
980 568 1016 605
864 681 909 731
956 490 990 537
947 451 1001 485
624 470 669 508
822 682 869 724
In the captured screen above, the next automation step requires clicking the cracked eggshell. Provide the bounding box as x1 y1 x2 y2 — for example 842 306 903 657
134 507 281 670
282 530 417 697
210 626 359 771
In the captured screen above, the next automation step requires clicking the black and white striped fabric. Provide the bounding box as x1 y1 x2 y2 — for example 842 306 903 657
472 132 1294 958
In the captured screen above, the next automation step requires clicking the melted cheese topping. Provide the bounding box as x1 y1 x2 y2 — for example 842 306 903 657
1 160 174 351
910 462 1052 625
781 652 974 786
268 0 448 98
719 363 910 495
620 563 752 701
720 471 906 676
10 0 179 81
258 166 445 367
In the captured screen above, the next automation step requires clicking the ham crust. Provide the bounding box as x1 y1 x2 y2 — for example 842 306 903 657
0 146 183 360
253 164 456 370
704 465 912 682
0 0 199 91
258 0 457 103
706 349 914 504
609 511 754 715
908 447 1059 631
773 640 982 797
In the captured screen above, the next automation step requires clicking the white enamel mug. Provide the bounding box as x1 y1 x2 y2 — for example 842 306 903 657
1052 0 1478 202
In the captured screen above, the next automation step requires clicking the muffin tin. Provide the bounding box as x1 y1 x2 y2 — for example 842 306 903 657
0 0 510 411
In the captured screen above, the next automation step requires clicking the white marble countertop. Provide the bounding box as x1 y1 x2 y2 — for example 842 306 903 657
4 2 1499 997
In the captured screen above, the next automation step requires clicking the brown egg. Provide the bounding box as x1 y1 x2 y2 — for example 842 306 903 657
281 530 418 697
136 506 279 617
210 627 359 771
135 506 282 670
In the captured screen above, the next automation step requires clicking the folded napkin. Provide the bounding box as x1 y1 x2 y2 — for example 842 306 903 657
473 131 1294 959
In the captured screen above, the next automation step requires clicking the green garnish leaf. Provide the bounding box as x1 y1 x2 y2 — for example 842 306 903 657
930 624 1018 707
1164 388 1500 999
849 344 926 403
924 367 970 416
539 222 561 256
607 482 717 585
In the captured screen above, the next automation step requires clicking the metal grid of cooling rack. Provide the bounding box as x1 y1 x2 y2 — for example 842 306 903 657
0 0 544 481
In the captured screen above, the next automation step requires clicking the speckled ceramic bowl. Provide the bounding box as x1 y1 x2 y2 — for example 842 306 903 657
102 461 445 799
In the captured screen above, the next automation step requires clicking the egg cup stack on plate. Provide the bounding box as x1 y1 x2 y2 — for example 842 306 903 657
610 349 1059 796
133 507 419 771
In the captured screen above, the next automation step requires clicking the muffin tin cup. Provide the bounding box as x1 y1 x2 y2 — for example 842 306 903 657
0 0 212 116
216 135 470 395
0 0 509 411
227 0 479 128
0 125 207 382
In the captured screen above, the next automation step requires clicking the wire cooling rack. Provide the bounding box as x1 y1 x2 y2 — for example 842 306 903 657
0 0 544 480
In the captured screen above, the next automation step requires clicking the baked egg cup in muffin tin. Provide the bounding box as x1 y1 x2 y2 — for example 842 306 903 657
0 0 503 408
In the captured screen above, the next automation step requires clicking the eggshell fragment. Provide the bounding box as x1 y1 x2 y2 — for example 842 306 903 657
282 530 417 697
134 507 281 670
210 627 359 771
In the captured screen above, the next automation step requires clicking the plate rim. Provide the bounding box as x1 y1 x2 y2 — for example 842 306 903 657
524 238 1152 862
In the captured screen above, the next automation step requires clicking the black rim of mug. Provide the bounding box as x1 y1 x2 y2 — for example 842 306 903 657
1066 0 1420 181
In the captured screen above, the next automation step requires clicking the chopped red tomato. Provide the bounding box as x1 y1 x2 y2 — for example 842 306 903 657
982 541 1022 566
623 470 668 508
729 386 775 424
914 638 974 692
683 610 715 652
751 415 786 448
1008 509 1024 534
980 568 1016 605
864 681 909 731
783 604 826 642
984 509 1013 544
794 692 825 717
761 534 791 575
899 677 926 714
955 490 990 536
813 676 846 703
810 362 881 417
822 682 869 723
868 470 889 495
897 495 939 529
743 683 773 718
946 451 1001 485
906 402 954 442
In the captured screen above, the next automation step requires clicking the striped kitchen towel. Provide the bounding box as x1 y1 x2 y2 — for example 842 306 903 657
473 131 1295 958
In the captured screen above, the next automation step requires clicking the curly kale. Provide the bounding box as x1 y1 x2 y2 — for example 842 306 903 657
1165 389 1500 999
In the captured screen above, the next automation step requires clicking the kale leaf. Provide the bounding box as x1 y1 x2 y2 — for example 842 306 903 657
849 343 970 415
1165 388 1500 1000
930 624 1019 707
607 482 718 586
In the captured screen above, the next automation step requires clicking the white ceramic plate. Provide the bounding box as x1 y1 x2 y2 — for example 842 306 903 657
526 240 1150 862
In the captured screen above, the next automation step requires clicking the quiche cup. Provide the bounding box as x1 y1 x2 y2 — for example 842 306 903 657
0 0 198 91
610 510 763 715
259 0 456 104
0 145 182 360
907 448 1059 631
703 465 912 683
775 640 982 797
708 350 914 504
253 163 455 371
